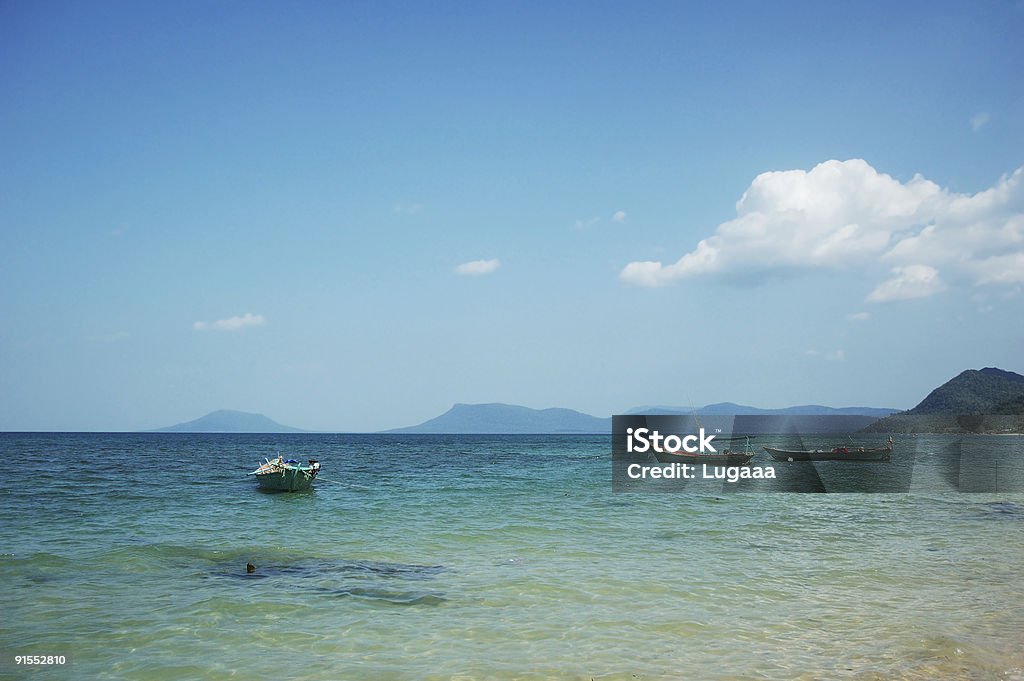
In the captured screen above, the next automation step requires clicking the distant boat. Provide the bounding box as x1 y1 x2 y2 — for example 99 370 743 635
249 456 321 491
653 435 756 465
764 436 893 462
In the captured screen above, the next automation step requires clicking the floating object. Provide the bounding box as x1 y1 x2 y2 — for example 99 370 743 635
764 436 893 462
249 456 321 492
221 558 447 604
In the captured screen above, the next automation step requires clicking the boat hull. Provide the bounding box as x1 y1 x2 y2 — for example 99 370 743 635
255 466 318 491
653 450 754 465
252 459 320 492
763 447 891 462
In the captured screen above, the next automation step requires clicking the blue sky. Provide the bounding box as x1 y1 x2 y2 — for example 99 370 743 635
2 1 1022 431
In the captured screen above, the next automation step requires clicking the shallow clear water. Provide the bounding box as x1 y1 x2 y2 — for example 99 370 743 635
2 433 1023 680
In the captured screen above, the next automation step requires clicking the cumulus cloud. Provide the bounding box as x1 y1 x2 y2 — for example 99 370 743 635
193 313 266 331
619 159 1024 302
971 112 990 132
455 259 501 276
867 265 946 302
963 252 1024 285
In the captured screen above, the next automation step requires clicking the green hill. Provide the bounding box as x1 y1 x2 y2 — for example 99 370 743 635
908 368 1024 415
864 367 1024 434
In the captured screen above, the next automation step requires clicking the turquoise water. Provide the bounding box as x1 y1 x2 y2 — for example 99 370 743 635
3 433 1024 680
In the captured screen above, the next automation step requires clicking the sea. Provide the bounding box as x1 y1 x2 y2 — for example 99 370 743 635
2 433 1023 681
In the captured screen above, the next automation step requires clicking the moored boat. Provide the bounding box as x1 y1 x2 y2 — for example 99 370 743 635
653 435 756 465
249 456 321 491
764 436 893 462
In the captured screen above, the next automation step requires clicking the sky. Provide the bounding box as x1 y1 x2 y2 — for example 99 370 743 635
1 1 1022 432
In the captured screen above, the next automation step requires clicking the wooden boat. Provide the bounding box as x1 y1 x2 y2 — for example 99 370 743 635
764 436 893 462
653 436 756 465
249 456 321 491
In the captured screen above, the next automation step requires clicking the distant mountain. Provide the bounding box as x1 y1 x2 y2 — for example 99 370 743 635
863 367 1024 434
627 402 898 417
623 413 883 435
154 410 305 433
385 401 900 434
384 403 611 434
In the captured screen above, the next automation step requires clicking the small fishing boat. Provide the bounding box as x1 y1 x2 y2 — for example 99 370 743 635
653 436 756 465
249 456 321 492
764 436 893 462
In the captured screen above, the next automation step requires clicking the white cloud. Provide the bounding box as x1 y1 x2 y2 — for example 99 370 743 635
393 202 423 215
971 112 990 132
455 259 501 276
620 260 670 287
619 159 1024 302
867 265 946 302
193 312 266 331
966 252 1024 285
805 349 846 361
575 211 626 229
847 312 871 322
